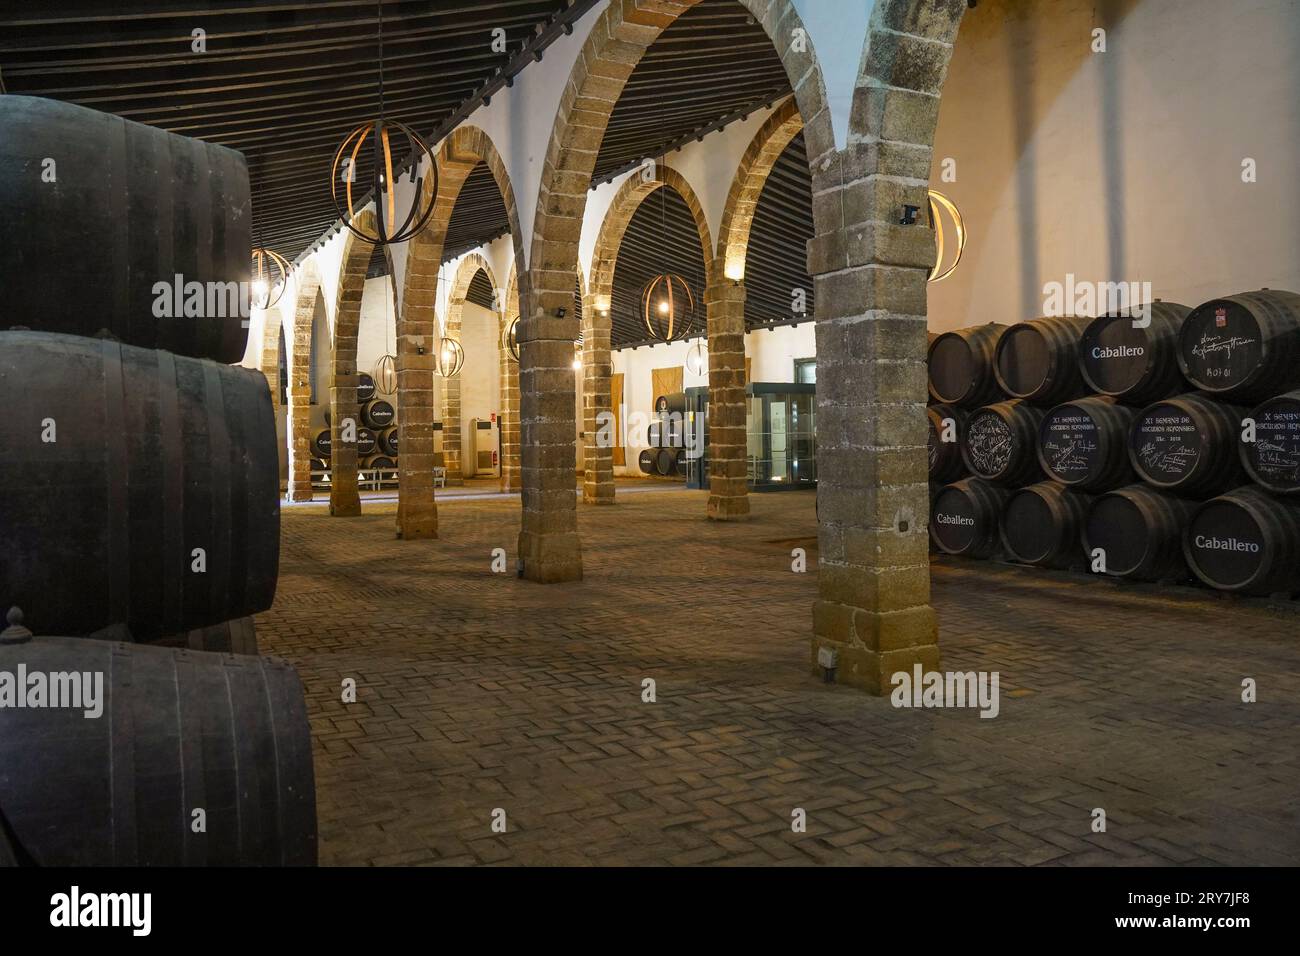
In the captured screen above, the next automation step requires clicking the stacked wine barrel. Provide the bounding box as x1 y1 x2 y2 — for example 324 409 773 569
639 392 689 478
314 373 398 487
928 290 1300 597
0 97 315 865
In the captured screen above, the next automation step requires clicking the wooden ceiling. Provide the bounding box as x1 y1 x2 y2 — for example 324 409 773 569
2 0 815 347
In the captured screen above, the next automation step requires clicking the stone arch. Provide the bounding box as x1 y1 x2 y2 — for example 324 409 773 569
396 124 524 539
258 301 287 407
804 0 968 694
706 94 805 521
582 164 714 506
522 0 836 583
441 251 500 481
286 258 323 502
327 207 378 517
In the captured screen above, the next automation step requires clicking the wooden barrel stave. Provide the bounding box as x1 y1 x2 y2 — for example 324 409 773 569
927 323 1004 407
1083 484 1195 581
0 331 278 639
999 481 1092 568
994 316 1093 406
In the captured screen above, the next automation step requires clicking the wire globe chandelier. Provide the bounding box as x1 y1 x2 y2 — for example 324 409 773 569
372 275 398 396
642 174 698 343
437 336 465 377
503 316 521 363
685 337 708 376
330 2 438 246
250 246 289 310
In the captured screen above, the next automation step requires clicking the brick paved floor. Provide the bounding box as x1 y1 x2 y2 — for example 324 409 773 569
256 485 1300 866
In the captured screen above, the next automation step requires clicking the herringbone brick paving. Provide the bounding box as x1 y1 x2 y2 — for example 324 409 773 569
258 487 1300 866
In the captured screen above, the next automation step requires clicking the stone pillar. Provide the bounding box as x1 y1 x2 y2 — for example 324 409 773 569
328 374 361 516
705 274 749 520
807 143 940 694
582 293 614 505
442 375 463 482
395 259 440 540
499 326 521 493
516 274 582 583
287 383 313 502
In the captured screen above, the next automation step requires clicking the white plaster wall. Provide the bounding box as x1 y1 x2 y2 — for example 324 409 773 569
926 0 1300 332
457 301 503 463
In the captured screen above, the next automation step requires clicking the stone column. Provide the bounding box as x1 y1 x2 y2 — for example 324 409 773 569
582 293 614 505
705 274 749 520
328 373 361 516
516 273 582 583
395 258 440 540
499 326 521 493
807 143 940 694
287 383 313 502
442 375 463 481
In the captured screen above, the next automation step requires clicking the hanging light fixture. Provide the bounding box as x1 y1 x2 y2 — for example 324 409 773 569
437 336 465 377
372 275 398 395
330 1 438 246
571 336 583 371
685 337 708 376
503 316 521 363
927 189 966 283
250 246 289 310
642 169 698 343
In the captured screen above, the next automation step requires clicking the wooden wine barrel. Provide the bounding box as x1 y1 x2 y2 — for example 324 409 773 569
999 481 1092 568
960 400 1045 486
1037 396 1135 491
673 448 689 477
0 628 315 866
0 332 279 640
357 372 377 403
1239 390 1300 494
356 427 377 457
638 448 657 474
1128 393 1246 496
929 478 1010 558
309 457 330 474
0 96 251 364
927 323 1004 407
993 316 1093 405
1177 290 1300 402
1078 301 1190 404
927 404 968 483
1183 486 1300 594
313 428 332 459
655 447 678 476
364 454 397 480
1083 484 1195 581
362 398 395 430
378 425 399 457
655 392 687 415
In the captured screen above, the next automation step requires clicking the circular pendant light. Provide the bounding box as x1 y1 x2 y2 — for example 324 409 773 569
642 272 697 343
250 247 289 310
372 274 398 395
329 4 438 246
436 337 465 377
685 338 708 376
503 316 521 363
927 189 966 283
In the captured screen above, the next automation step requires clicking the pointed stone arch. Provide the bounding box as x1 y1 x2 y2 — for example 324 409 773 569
582 164 714 506
522 0 836 583
286 258 323 502
396 124 524 539
442 251 501 481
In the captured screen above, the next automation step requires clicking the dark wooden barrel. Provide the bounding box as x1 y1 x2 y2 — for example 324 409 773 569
638 448 657 474
655 447 678 476
926 323 1004 407
362 398 395 430
1183 486 1300 594
0 96 251 364
960 400 1045 485
356 427 377 456
357 372 377 403
1078 301 1190 404
993 316 1093 405
1037 395 1135 491
1128 393 1247 496
927 404 968 483
1083 484 1195 581
999 481 1092 568
379 425 400 457
655 392 687 415
0 332 279 640
313 428 332 459
310 457 330 474
1240 390 1300 494
1177 290 1300 402
929 478 1009 558
0 630 315 866
364 455 397 481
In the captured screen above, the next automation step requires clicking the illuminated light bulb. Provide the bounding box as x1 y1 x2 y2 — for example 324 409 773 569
658 300 670 315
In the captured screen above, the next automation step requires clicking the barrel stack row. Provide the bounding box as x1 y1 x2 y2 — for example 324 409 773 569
927 289 1300 597
310 373 400 482
0 95 315 865
638 392 691 478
